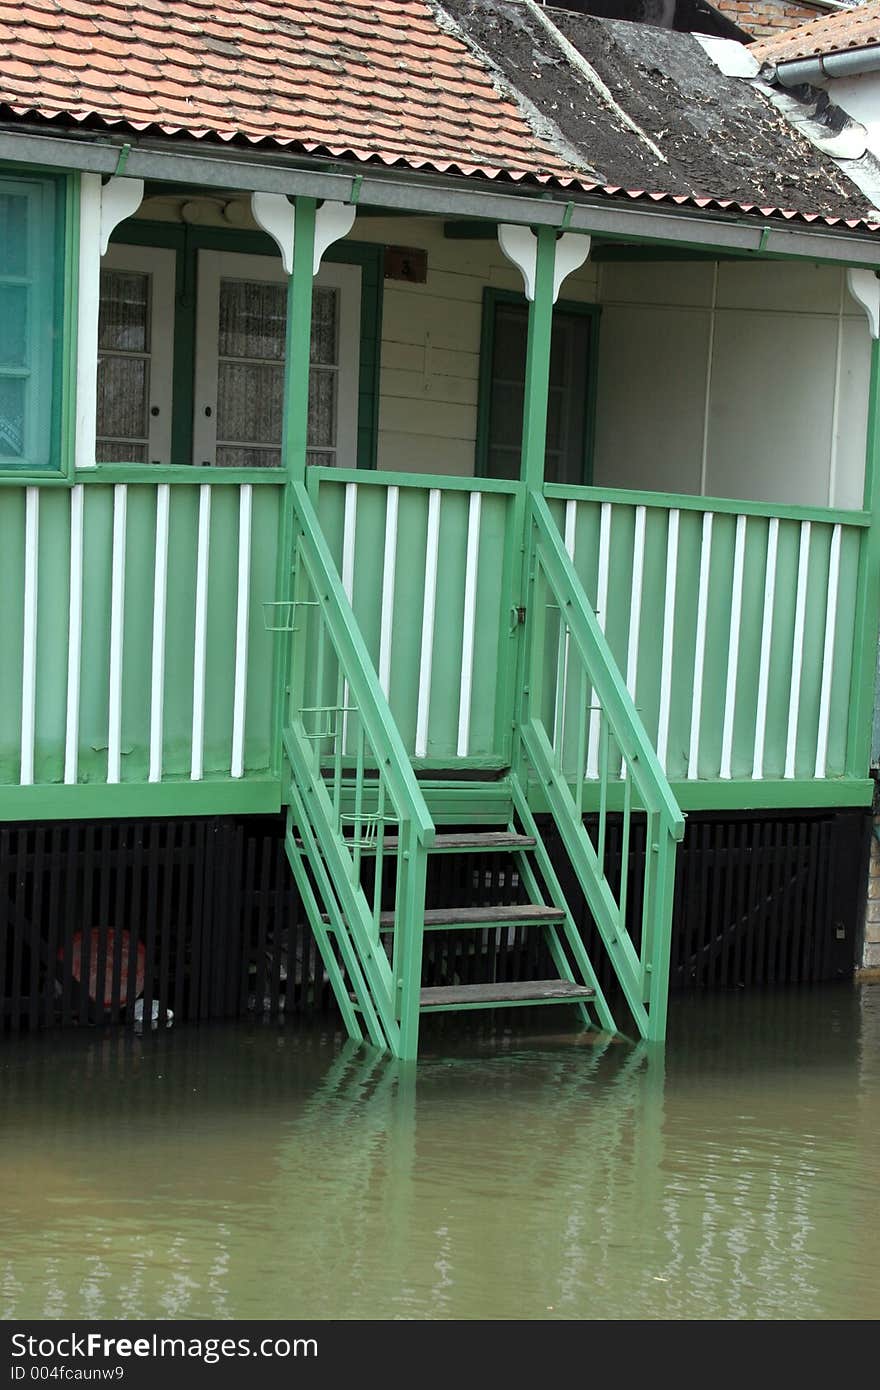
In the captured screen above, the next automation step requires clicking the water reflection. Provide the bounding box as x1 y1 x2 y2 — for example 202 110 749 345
1 987 877 1319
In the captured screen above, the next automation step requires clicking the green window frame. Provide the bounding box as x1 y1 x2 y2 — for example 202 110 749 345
99 220 383 473
0 169 70 478
475 287 600 485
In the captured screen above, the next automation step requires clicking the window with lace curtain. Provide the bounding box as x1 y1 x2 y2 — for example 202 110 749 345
95 244 362 469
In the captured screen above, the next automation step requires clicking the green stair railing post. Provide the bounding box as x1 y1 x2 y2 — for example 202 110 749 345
273 196 317 768
507 225 558 780
518 493 685 1042
847 330 880 777
521 226 557 495
396 822 429 1062
283 197 317 488
645 830 677 1043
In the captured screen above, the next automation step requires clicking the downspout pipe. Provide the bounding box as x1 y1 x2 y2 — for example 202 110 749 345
775 46 880 88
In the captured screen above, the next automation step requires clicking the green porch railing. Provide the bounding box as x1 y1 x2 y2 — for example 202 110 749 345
283 482 435 1059
0 478 282 794
545 485 868 785
310 468 519 766
517 492 685 1042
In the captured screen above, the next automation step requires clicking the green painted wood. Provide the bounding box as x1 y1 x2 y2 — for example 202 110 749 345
521 227 556 492
311 473 515 762
532 493 685 832
284 199 316 485
0 480 280 790
847 337 880 778
0 778 281 821
290 483 434 842
545 482 870 528
318 468 520 496
283 722 401 1051
520 718 651 1038
518 492 684 1043
509 778 616 1032
545 494 862 783
283 796 381 1049
75 467 287 485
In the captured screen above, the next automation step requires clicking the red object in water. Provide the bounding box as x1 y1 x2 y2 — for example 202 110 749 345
57 930 146 1008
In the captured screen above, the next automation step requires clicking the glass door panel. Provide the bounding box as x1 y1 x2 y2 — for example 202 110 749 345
96 245 175 464
193 250 361 469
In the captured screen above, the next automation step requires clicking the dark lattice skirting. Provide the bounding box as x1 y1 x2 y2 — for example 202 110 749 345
0 810 869 1031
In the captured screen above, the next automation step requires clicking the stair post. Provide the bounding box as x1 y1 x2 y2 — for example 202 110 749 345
268 196 318 769
492 224 559 772
845 275 880 777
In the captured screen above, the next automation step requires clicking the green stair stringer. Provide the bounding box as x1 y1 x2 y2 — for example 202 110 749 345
282 484 436 1061
517 492 686 1044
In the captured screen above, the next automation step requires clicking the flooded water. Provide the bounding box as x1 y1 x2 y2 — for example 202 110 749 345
1 985 878 1320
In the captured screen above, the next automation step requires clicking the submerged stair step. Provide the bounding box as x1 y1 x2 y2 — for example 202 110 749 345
356 832 536 854
379 903 565 930
420 980 594 1010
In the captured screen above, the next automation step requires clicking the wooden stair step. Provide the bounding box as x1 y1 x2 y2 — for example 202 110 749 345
378 903 564 930
357 832 535 854
420 979 594 1010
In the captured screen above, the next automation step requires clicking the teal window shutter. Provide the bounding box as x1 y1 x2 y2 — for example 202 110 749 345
0 176 57 472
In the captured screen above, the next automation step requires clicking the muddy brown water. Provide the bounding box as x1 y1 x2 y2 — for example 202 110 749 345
1 985 878 1320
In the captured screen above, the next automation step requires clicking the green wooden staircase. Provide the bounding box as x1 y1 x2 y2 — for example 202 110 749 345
280 483 684 1060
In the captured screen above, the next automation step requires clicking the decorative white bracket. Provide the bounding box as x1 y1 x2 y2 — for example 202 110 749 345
846 268 880 340
314 200 357 271
251 194 357 275
76 173 145 469
99 176 144 255
498 224 591 303
251 192 294 272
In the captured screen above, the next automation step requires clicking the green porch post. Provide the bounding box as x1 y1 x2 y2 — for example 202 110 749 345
272 197 318 769
495 226 559 762
520 225 557 491
283 197 317 484
847 333 880 777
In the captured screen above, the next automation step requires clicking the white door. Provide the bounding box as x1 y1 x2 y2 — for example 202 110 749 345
96 244 175 464
192 251 361 469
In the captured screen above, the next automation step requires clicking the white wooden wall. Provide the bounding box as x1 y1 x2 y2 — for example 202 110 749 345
130 201 871 506
594 259 870 509
355 217 869 508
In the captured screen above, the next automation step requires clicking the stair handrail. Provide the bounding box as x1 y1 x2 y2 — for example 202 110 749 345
528 491 684 840
289 482 435 846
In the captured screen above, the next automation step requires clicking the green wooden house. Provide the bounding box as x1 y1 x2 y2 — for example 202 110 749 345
2 0 880 1056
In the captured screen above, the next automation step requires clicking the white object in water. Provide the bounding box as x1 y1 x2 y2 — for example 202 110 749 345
133 998 174 1032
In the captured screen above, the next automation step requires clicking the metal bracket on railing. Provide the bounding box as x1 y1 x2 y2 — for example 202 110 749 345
340 812 399 849
262 599 317 632
300 704 358 741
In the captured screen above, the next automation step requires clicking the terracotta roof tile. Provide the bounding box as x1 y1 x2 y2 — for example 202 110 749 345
0 0 877 233
752 0 880 65
0 0 574 180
